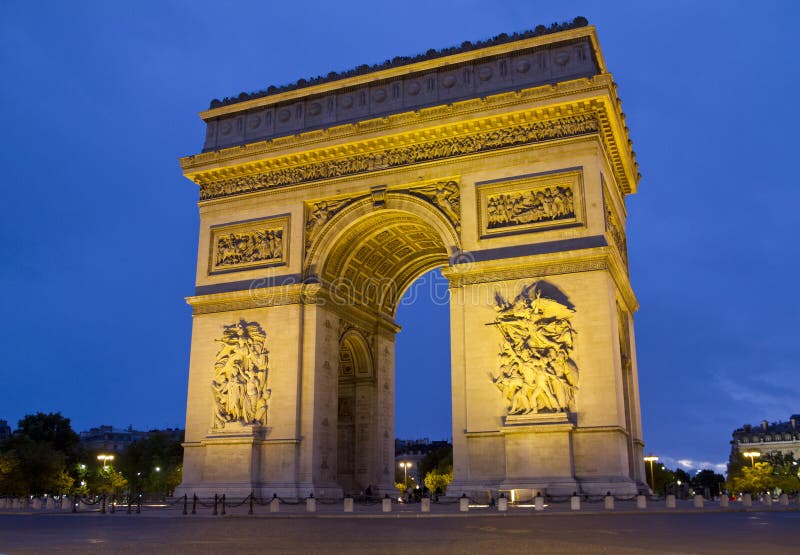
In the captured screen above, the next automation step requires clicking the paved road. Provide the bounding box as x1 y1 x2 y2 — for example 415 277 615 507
0 511 798 554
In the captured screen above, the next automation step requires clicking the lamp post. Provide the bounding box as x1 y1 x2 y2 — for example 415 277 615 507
643 455 659 491
97 454 114 470
398 462 411 491
742 451 761 467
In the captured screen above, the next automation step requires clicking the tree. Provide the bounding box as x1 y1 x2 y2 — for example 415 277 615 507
417 444 452 480
0 413 84 496
117 431 183 496
691 469 725 497
727 462 775 494
423 468 453 495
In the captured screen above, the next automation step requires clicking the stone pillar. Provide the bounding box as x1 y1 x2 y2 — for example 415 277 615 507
269 497 280 513
381 497 392 513
604 493 614 510
306 497 316 513
570 495 581 511
343 497 354 512
720 495 729 508
779 493 788 506
636 495 646 509
743 493 752 507
762 494 772 506
421 497 431 512
534 495 544 511
666 494 676 508
693 495 703 509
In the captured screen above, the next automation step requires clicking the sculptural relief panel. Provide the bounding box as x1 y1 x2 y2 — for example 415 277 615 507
209 215 289 274
477 169 584 238
490 283 579 417
211 320 271 430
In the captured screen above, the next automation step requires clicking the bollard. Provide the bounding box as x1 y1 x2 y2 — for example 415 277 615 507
693 495 704 509
184 494 188 515
101 494 107 514
221 494 226 515
742 493 752 507
46 497 56 510
72 496 78 513
666 494 676 508
213 494 218 515
381 495 391 513
779 493 788 506
270 494 280 513
306 495 317 513
720 495 729 508
343 497 354 513
421 497 431 512
570 494 581 511
137 495 141 514
249 492 254 515
534 494 544 511
636 495 646 509
192 493 197 515
762 494 772 506
498 494 508 512
110 495 116 514
32 498 41 510
604 492 614 510
459 494 469 512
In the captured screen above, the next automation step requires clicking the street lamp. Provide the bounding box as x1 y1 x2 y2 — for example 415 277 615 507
742 451 761 467
643 455 659 491
398 461 411 491
97 454 114 470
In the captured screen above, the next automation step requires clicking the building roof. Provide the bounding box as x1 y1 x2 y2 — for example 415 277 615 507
209 17 589 109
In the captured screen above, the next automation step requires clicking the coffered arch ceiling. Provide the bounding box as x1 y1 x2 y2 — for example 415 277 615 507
321 210 448 316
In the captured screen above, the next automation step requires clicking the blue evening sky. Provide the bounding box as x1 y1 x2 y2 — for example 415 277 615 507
2 1 798 474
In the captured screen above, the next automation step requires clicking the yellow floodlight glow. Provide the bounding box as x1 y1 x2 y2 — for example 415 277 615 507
742 451 761 467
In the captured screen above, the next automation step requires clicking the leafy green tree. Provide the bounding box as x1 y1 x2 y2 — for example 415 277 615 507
728 462 775 494
423 468 453 495
418 444 452 480
117 431 183 496
648 463 676 495
88 466 128 495
691 469 725 497
0 412 85 495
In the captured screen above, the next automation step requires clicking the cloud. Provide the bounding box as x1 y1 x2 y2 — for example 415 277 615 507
660 455 727 474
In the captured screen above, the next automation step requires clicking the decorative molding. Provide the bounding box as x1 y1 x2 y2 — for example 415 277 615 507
211 320 271 431
490 282 579 416
209 216 289 274
477 169 583 238
196 113 598 200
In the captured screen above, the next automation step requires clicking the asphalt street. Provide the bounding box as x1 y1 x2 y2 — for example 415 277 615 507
0 510 798 554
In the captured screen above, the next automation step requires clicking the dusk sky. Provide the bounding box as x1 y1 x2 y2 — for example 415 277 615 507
2 1 798 474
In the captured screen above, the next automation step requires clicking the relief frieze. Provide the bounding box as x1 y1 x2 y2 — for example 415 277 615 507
477 169 583 237
199 114 598 200
209 215 288 274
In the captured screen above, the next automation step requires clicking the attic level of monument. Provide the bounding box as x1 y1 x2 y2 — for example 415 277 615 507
208 17 593 110
194 22 624 155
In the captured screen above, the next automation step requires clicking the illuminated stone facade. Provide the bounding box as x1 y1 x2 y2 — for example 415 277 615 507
175 20 646 499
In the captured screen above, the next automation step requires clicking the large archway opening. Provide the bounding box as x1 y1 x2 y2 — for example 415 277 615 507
312 205 457 495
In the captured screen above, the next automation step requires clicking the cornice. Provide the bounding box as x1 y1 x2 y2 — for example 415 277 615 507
180 83 638 200
182 74 619 174
442 245 638 313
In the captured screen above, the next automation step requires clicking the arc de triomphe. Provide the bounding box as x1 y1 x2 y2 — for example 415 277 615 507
175 18 646 499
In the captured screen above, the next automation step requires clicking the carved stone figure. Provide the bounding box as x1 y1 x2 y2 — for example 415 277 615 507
211 320 270 429
490 284 579 415
214 228 283 268
410 180 461 231
486 186 574 229
305 198 354 249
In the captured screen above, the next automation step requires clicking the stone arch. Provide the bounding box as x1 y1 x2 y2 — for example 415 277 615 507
306 193 461 316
